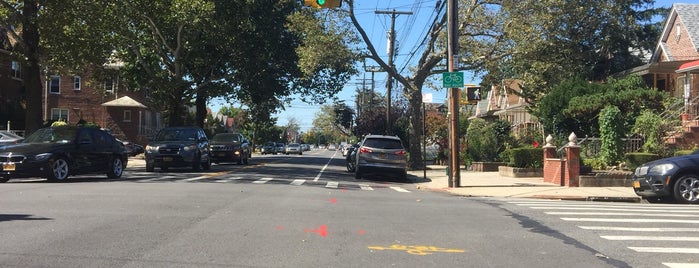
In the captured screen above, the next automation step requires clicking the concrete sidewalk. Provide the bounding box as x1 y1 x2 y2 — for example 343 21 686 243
409 166 641 202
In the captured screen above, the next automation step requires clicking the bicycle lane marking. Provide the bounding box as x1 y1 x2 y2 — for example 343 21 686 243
313 150 338 182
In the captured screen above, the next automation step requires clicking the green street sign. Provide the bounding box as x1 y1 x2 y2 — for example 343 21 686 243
442 72 463 88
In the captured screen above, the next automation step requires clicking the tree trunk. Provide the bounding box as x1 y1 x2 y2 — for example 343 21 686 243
407 89 424 170
195 87 207 128
23 0 43 135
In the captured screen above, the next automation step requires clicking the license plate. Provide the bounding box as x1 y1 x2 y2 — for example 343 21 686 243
633 181 640 188
2 163 15 171
163 157 173 162
218 153 226 157
378 153 387 159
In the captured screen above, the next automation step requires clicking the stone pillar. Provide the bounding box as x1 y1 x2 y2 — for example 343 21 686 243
564 132 580 187
542 135 557 184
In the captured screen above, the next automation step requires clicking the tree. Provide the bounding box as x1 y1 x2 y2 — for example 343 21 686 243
482 0 665 104
0 0 115 135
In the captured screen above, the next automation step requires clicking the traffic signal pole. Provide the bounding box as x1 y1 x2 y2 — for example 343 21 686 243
447 0 460 187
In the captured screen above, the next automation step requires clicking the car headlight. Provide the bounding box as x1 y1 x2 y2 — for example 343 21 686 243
145 145 159 152
34 153 52 161
648 163 676 175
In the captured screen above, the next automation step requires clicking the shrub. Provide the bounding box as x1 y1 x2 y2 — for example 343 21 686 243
674 150 694 156
599 105 623 165
507 147 543 168
51 121 68 127
583 157 607 170
625 152 660 169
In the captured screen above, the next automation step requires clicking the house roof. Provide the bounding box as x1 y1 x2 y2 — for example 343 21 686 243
652 4 699 62
677 59 699 73
101 96 147 108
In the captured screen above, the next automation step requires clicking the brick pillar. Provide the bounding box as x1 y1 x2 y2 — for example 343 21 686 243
542 135 556 184
564 133 580 187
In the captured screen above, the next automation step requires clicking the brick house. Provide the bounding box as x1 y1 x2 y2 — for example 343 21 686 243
0 49 25 133
41 64 162 145
622 3 699 116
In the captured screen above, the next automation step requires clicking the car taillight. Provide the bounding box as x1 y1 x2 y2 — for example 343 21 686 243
359 147 372 154
395 150 407 156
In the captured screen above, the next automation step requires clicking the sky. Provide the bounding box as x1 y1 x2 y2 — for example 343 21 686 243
212 0 692 132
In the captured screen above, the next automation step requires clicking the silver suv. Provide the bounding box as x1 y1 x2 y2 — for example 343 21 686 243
354 135 407 181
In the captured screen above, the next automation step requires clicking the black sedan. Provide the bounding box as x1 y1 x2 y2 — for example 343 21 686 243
0 126 128 182
632 151 699 204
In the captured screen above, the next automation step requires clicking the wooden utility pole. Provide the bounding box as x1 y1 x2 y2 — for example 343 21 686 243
375 9 412 135
447 0 460 187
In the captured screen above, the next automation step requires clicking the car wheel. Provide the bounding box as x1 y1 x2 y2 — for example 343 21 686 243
202 156 211 170
0 177 9 183
107 157 124 179
673 175 699 204
192 154 202 171
47 157 70 182
146 161 154 172
299 151 302 155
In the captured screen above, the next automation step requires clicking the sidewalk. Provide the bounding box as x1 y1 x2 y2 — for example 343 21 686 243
409 166 641 202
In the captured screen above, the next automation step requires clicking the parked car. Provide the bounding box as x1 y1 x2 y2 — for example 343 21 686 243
284 143 302 155
145 127 211 172
354 135 407 181
276 142 286 153
0 126 127 182
632 150 699 204
210 133 250 164
261 142 277 155
0 130 24 146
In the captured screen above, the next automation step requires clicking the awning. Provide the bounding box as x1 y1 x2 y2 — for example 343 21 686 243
676 60 699 73
101 96 147 108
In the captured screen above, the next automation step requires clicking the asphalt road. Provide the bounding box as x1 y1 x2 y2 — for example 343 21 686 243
1 150 696 267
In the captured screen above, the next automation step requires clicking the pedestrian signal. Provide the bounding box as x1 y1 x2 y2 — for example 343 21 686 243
303 0 342 8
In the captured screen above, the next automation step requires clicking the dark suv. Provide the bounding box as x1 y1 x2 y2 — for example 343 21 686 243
632 150 699 204
354 135 407 181
210 133 250 164
0 126 127 182
145 127 211 172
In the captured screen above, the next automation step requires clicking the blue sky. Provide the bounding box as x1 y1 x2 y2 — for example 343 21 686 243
213 0 693 132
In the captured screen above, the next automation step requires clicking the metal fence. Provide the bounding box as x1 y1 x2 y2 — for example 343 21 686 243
578 137 644 158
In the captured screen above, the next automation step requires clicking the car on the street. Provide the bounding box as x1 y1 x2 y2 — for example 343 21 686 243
144 126 211 172
0 126 127 182
284 143 302 155
210 133 251 164
354 135 407 181
261 142 277 155
327 144 336 151
632 150 699 204
0 130 24 146
276 142 286 153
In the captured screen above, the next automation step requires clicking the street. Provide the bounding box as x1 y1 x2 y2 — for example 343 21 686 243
1 150 697 267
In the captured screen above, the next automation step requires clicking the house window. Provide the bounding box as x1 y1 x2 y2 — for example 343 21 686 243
104 79 114 93
123 110 132 122
49 76 60 94
10 61 21 79
50 108 69 121
73 76 81 91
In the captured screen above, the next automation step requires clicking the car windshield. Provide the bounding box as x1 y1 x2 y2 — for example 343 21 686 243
363 138 403 149
153 129 197 141
23 128 77 144
212 134 240 143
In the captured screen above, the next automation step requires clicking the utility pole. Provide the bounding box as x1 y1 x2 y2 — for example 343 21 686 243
364 64 383 120
375 9 412 135
447 0 460 187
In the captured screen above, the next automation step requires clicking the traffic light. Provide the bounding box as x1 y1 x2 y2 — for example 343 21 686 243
303 0 342 8
461 86 481 104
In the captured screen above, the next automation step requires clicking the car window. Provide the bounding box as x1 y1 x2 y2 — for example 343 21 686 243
363 138 403 149
212 134 241 142
154 129 197 141
24 128 77 143
78 129 93 144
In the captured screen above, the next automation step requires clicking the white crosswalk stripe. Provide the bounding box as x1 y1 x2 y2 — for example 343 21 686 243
215 176 242 183
326 181 339 188
507 200 699 267
359 184 374 191
389 186 410 193
253 177 273 184
290 179 305 186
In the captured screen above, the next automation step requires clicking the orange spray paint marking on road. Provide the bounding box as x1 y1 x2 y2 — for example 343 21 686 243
358 230 366 235
329 198 337 204
305 225 328 237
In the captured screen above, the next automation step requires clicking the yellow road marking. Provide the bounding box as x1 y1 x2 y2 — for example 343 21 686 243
368 244 466 255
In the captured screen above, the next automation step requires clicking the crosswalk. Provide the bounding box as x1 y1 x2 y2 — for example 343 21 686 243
126 174 413 193
507 199 699 268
